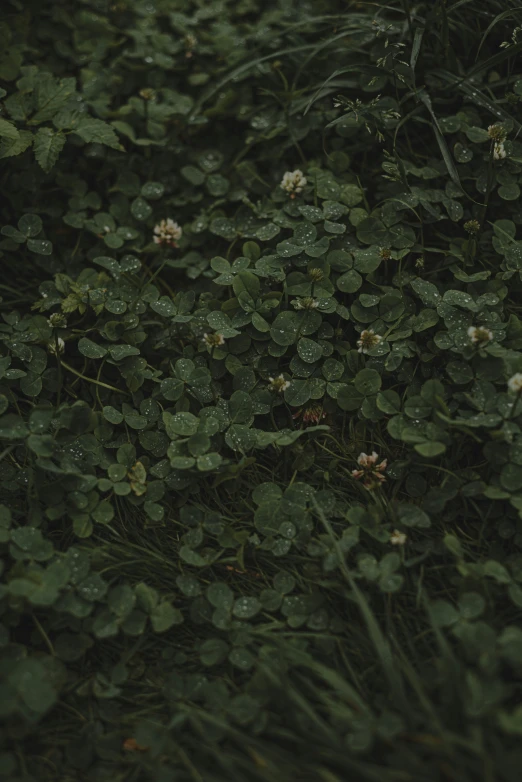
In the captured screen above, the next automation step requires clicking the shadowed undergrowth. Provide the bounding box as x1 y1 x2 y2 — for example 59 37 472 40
2 1 522 780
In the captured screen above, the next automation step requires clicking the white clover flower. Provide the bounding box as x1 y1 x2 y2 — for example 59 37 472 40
390 529 407 546
268 374 291 393
488 124 507 141
468 326 493 344
292 297 319 310
508 373 522 393
48 338 65 355
280 169 307 196
308 267 324 282
153 218 182 247
357 329 383 354
47 312 66 328
203 332 225 348
493 142 507 160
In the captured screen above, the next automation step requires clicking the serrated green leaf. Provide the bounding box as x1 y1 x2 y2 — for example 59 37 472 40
74 118 123 150
33 128 66 172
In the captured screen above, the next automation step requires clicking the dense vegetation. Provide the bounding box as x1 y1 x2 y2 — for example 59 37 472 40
2 0 522 779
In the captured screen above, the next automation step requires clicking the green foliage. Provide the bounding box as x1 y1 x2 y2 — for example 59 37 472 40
2 0 522 780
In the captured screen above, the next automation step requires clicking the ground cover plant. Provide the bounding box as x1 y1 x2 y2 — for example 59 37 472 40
2 0 522 779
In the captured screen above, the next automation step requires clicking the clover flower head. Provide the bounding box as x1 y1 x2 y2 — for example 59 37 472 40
352 451 387 490
357 329 383 354
308 268 324 282
292 404 326 425
292 297 319 310
464 219 480 235
268 374 291 393
153 218 182 247
508 373 522 393
357 451 386 470
493 142 507 160
48 337 65 355
488 124 507 142
203 332 225 348
390 529 407 546
139 87 156 101
280 169 307 196
47 313 66 328
468 326 493 345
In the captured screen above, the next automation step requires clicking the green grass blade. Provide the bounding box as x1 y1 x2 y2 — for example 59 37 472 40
416 89 464 192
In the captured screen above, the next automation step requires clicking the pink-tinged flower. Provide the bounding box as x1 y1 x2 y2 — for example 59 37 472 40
292 403 326 426
352 451 387 489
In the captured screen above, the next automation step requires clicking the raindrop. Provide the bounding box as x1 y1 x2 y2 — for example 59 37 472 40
250 114 271 130
141 182 164 200
198 151 223 174
153 301 173 316
233 597 261 619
